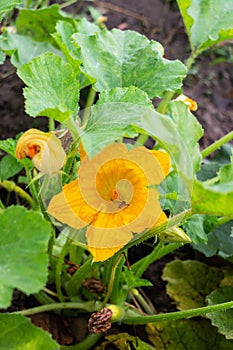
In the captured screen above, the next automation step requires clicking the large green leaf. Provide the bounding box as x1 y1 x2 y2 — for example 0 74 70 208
177 0 233 52
192 179 233 216
0 314 59 350
193 221 233 259
166 101 203 172
0 155 23 180
206 286 233 339
0 0 21 20
17 52 80 122
74 29 187 98
146 319 233 350
16 4 74 44
81 100 202 186
162 260 223 310
0 31 56 67
0 206 51 308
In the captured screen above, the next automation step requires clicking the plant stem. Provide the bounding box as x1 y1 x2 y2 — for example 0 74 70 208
60 334 103 350
215 215 233 228
156 91 175 114
100 254 125 309
201 131 233 158
48 117 55 131
0 180 37 209
60 0 79 9
65 117 82 141
125 209 192 250
12 301 100 316
131 289 154 315
123 300 233 324
81 87 96 128
55 238 71 301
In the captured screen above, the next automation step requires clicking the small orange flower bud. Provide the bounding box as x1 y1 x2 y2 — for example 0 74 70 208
176 94 198 111
16 128 66 175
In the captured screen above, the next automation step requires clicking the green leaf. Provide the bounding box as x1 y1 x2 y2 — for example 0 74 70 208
146 319 233 350
17 52 80 122
52 21 90 89
158 171 190 214
81 102 201 185
183 214 211 244
192 179 233 216
74 29 187 98
0 137 18 157
16 4 74 44
166 101 203 172
0 314 59 350
177 0 233 52
0 49 5 64
0 155 23 180
197 160 221 181
97 86 153 107
206 286 233 339
0 31 57 67
162 260 223 310
193 221 233 259
123 268 152 289
0 0 21 19
96 333 155 350
218 153 233 184
0 206 51 308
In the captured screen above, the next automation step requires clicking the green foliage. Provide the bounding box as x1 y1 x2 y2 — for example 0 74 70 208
0 0 21 20
0 206 51 308
0 49 5 64
17 52 80 122
193 221 233 259
192 179 233 216
0 31 56 67
162 260 223 309
166 100 203 172
206 286 233 339
146 319 233 350
0 314 59 349
16 4 74 44
74 29 187 98
177 0 233 52
0 155 23 180
96 333 155 350
182 214 216 244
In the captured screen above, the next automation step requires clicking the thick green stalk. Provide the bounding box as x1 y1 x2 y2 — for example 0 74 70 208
101 254 125 308
123 300 233 324
60 334 103 350
81 87 96 128
201 131 233 158
12 301 100 316
55 238 71 301
125 209 192 250
0 180 37 209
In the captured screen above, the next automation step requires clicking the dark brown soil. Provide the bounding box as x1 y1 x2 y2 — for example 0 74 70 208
1 0 233 348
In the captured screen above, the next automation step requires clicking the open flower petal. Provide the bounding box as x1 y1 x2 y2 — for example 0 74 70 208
48 142 171 261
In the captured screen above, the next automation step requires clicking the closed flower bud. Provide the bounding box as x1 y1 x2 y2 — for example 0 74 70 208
175 94 198 111
16 128 66 175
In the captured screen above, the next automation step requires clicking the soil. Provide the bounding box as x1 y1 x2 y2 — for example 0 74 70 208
1 0 233 348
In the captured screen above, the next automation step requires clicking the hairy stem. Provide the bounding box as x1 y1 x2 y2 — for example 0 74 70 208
123 300 233 324
201 130 233 158
0 180 37 209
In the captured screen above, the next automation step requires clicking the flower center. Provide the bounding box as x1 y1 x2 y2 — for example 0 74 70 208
110 188 119 201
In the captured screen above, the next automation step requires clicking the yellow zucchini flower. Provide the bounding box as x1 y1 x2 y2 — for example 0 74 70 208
176 94 198 111
16 128 66 175
48 143 170 262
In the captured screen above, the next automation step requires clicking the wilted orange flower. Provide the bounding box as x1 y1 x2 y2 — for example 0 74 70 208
16 128 66 175
48 143 170 261
176 94 198 111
